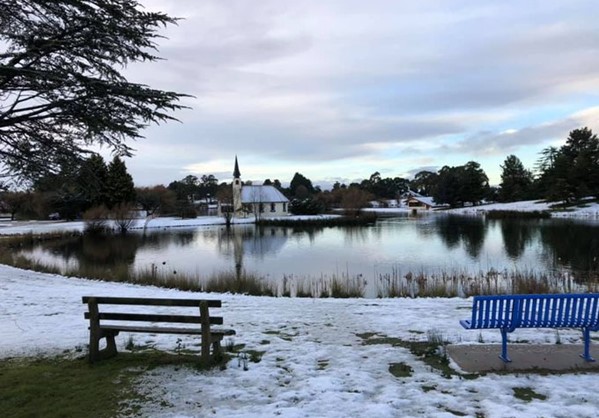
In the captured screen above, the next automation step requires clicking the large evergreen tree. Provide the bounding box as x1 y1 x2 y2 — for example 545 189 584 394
535 127 599 202
106 156 135 208
0 0 187 180
77 154 108 208
289 172 315 197
562 128 599 199
460 161 489 205
498 155 534 202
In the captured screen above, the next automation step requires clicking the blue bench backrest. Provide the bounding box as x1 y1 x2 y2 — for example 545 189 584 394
469 294 599 329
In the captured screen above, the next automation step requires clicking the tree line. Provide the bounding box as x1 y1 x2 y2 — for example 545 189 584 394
2 127 598 220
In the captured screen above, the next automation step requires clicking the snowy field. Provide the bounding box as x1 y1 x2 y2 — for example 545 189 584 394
445 199 599 218
2 264 599 418
1 210 599 416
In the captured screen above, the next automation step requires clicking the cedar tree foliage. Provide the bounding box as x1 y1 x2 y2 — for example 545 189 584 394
0 0 188 180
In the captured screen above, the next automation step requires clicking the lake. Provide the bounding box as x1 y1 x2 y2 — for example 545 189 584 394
18 214 599 297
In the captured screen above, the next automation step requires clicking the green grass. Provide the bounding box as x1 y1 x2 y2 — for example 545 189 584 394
358 332 479 380
0 351 215 418
388 362 413 378
512 386 547 402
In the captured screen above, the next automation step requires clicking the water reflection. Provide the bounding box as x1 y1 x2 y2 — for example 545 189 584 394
14 216 599 286
538 220 599 273
499 219 537 260
434 215 487 258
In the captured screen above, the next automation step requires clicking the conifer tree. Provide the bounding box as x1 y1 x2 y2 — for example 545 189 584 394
106 156 135 208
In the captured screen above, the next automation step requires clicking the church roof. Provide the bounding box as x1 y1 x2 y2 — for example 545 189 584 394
241 185 289 203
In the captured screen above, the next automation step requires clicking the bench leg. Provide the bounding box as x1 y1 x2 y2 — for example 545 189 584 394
581 328 595 362
499 328 512 363
89 328 101 363
104 331 118 359
212 339 223 362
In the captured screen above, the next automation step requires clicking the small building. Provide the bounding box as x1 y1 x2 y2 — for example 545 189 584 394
406 196 433 210
230 157 289 218
405 194 435 211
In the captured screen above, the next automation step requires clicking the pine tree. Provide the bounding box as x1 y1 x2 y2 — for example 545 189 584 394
106 156 135 208
77 154 108 208
499 155 533 202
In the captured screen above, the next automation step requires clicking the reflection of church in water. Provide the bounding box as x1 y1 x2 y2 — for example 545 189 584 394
215 224 290 277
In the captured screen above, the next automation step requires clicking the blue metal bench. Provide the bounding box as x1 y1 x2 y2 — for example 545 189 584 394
460 294 599 362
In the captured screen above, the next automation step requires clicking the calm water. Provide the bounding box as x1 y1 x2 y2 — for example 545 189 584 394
21 214 599 295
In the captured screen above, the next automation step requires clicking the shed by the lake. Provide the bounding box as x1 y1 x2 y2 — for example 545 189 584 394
405 195 435 211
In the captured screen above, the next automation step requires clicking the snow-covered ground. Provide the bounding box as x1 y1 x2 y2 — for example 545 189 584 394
2 264 598 418
445 200 599 218
1 209 598 416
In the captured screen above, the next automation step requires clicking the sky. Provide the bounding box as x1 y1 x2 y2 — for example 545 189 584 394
121 0 599 189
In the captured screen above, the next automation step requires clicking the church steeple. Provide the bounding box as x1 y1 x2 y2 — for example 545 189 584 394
232 156 243 216
233 155 241 179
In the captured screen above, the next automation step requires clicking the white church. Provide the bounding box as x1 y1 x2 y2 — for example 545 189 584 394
230 157 290 218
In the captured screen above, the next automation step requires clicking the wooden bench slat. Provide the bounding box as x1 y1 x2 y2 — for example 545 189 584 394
84 312 224 325
83 296 234 364
82 296 222 307
100 324 236 336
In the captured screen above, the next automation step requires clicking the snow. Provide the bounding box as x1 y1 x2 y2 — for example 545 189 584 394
241 185 289 203
2 208 599 416
2 264 599 417
445 200 599 218
0 214 338 235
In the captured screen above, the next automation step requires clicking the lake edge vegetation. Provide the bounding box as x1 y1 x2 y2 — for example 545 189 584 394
1 231 597 298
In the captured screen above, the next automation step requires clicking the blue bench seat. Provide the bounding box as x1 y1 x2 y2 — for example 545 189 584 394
460 293 599 362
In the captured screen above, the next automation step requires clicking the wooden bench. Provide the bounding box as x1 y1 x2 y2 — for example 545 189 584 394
82 296 235 364
460 293 599 362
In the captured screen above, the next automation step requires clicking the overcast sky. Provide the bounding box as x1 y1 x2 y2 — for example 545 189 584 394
122 0 599 188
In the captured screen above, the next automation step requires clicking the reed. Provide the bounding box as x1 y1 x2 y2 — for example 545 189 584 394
375 267 585 298
202 271 275 296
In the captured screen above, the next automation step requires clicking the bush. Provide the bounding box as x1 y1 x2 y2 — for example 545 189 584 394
83 206 110 234
289 198 324 215
112 202 137 233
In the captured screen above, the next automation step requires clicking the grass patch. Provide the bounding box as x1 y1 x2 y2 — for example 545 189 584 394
388 362 413 378
512 386 547 402
244 350 265 363
357 332 479 380
0 351 216 418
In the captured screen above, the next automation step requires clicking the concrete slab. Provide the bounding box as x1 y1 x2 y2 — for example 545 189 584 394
448 344 599 373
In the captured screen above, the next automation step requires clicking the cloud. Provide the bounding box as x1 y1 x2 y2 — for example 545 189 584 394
123 0 599 186
448 106 599 156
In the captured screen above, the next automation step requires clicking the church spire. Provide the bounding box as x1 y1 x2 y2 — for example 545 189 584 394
233 155 241 179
